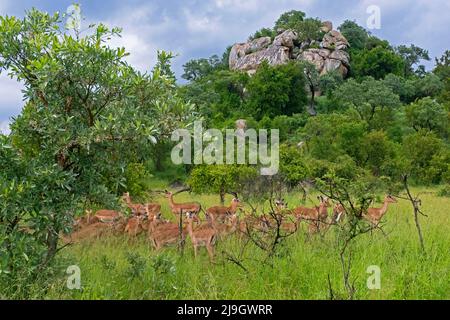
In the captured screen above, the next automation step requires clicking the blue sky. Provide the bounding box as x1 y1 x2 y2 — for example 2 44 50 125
1 0 450 134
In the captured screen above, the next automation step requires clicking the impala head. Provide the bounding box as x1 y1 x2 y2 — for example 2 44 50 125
232 198 243 208
164 190 173 198
318 195 331 207
121 192 131 202
185 211 200 223
385 195 397 203
275 198 288 210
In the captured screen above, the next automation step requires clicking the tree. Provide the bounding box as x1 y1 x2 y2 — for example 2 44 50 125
279 144 310 187
395 44 430 77
433 50 450 104
274 10 306 32
315 170 388 299
333 77 401 123
245 62 307 120
182 55 223 81
300 61 320 115
382 73 416 103
405 97 448 135
351 46 405 79
319 70 344 96
402 130 445 184
296 18 323 43
188 165 257 204
338 20 369 51
249 27 275 41
0 8 196 291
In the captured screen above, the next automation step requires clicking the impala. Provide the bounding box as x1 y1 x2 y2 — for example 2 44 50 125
293 196 330 222
238 213 271 236
185 212 217 261
212 213 239 238
364 195 397 225
122 192 160 217
124 215 148 237
332 203 346 224
206 198 243 224
165 190 201 216
64 222 111 244
147 213 186 250
75 209 122 230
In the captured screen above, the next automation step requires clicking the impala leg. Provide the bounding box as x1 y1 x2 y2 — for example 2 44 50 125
206 244 215 262
193 244 198 258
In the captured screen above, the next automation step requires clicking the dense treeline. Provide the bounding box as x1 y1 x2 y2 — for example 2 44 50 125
180 11 450 192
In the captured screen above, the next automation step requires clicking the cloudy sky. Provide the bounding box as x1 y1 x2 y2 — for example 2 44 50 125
1 0 449 134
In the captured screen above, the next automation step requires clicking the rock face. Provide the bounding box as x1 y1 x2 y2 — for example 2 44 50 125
229 21 350 77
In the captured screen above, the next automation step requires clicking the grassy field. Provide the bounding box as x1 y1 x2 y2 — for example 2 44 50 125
43 186 449 300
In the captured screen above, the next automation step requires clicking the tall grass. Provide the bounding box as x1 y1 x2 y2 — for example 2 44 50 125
43 188 449 300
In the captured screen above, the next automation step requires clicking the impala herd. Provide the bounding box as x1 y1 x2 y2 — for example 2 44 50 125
65 191 398 261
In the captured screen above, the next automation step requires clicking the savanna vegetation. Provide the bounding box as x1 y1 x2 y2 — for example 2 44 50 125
0 8 449 300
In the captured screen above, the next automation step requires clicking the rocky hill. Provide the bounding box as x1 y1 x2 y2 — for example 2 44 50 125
229 21 350 77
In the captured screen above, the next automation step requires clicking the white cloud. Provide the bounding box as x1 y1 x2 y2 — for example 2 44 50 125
93 3 177 73
0 120 11 135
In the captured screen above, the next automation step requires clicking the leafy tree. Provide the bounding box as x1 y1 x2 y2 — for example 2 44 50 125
180 70 248 126
360 130 399 176
319 70 344 96
413 73 444 98
405 97 448 135
383 73 416 103
182 55 223 81
0 8 196 289
249 27 275 41
299 61 320 115
333 77 401 123
338 20 369 50
365 36 391 50
351 46 405 79
188 165 257 204
279 144 309 187
395 44 430 77
274 10 306 31
402 130 445 184
433 50 450 104
245 62 307 120
296 18 323 43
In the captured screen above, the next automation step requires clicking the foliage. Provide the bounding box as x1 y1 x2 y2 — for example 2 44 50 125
279 144 309 187
395 44 430 77
0 8 197 287
249 27 276 41
188 165 258 202
351 46 405 79
274 10 306 31
333 77 401 123
405 97 448 136
245 62 307 120
182 55 224 81
402 130 447 184
338 20 369 50
433 50 450 105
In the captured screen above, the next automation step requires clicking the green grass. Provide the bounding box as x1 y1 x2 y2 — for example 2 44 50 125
45 188 450 300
